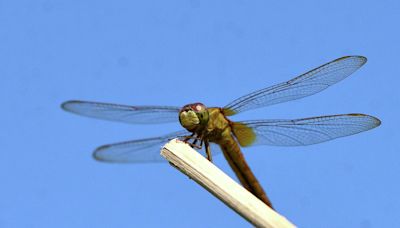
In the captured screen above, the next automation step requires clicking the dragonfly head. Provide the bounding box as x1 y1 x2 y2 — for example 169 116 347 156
179 103 209 131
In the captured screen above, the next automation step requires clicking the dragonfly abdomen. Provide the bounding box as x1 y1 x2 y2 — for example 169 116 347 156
217 131 274 209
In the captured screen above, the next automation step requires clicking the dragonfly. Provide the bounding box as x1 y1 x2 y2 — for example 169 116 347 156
61 56 380 209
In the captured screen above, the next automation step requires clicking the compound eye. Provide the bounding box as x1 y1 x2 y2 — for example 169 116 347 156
195 104 203 111
192 103 206 112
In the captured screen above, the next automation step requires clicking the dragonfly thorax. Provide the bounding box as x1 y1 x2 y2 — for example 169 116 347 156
179 103 209 132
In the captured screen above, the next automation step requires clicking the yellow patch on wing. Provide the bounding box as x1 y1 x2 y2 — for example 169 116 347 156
231 122 256 147
222 108 236 116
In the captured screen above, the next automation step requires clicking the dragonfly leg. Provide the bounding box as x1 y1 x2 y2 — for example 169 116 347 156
189 137 203 149
182 134 211 161
195 135 205 150
182 133 204 149
183 133 195 142
204 140 212 162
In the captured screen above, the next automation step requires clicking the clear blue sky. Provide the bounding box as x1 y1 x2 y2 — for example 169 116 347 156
1 0 398 227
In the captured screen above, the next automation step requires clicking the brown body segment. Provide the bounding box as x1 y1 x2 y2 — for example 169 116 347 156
204 108 273 208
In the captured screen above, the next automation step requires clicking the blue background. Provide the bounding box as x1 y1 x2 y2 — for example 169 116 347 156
1 0 398 227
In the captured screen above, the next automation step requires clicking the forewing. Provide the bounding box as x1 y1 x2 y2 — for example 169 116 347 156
93 131 189 163
238 114 380 146
61 100 180 124
224 56 367 115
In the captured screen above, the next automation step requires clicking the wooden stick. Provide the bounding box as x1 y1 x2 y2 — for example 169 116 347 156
160 139 296 228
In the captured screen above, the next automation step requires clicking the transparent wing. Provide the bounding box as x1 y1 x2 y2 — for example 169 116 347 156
238 114 380 146
61 100 180 124
93 131 189 163
224 56 367 115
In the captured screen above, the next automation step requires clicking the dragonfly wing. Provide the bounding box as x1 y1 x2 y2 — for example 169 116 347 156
61 100 180 124
224 56 367 115
236 114 380 146
93 130 189 163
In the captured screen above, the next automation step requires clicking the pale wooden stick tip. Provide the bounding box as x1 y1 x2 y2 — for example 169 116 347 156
161 139 295 228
